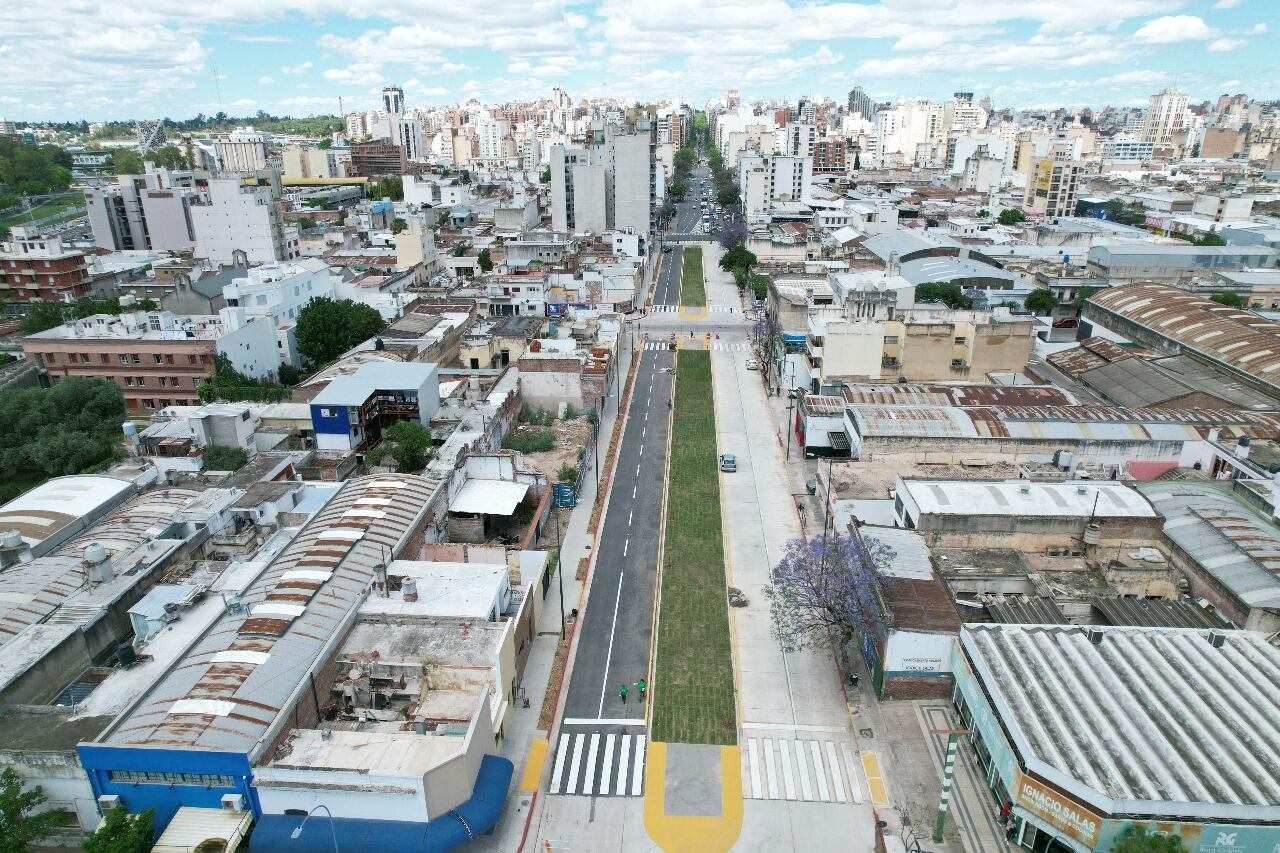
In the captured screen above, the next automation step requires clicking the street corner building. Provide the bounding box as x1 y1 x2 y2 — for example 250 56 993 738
75 473 514 851
949 623 1280 853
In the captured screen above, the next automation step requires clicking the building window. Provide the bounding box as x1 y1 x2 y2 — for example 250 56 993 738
80 353 90 363
125 377 133 386
154 354 164 364
954 337 967 345
159 377 169 387
131 354 141 364
119 354 130 365
143 399 155 409
135 377 145 386
108 770 236 787
171 377 181 387
100 354 109 364
884 336 899 345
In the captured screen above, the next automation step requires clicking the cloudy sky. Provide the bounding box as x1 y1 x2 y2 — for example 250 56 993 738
1 0 1274 121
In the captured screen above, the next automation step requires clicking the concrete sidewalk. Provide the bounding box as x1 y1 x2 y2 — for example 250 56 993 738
491 331 637 853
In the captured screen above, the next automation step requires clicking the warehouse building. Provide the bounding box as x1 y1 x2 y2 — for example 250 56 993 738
77 474 514 841
952 624 1280 852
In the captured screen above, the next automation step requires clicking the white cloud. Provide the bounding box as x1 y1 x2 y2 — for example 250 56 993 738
281 61 313 74
232 34 293 43
1249 23 1268 34
1209 37 1246 51
1213 0 1243 8
258 75 274 85
1133 15 1217 44
1098 69 1169 84
322 63 383 87
230 98 257 107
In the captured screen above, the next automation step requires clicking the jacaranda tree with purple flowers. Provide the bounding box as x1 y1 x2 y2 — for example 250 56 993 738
764 532 894 654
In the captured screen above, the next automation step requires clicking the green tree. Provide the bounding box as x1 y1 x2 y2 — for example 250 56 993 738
1071 285 1101 311
108 148 144 175
1193 232 1226 246
0 377 123 484
557 463 577 483
384 419 432 472
716 185 738 208
915 281 973 310
390 218 407 234
1024 288 1059 314
669 179 688 201
295 297 387 365
1210 290 1245 308
202 445 248 471
997 208 1027 226
369 176 404 201
318 138 333 150
20 301 66 334
437 211 450 228
539 167 551 184
82 806 155 853
719 244 758 282
477 248 493 272
0 767 64 853
1111 825 1187 853
297 216 317 231
277 363 304 386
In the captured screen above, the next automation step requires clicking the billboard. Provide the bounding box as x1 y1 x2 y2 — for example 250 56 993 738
1016 772 1102 849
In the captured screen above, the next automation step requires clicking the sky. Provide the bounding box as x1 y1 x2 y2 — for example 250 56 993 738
1 0 1276 122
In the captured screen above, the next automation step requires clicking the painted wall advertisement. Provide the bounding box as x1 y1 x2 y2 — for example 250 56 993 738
1016 773 1102 850
1095 821 1280 853
949 643 1019 790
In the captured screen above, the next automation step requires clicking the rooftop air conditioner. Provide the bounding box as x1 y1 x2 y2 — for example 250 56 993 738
98 795 120 813
221 794 246 812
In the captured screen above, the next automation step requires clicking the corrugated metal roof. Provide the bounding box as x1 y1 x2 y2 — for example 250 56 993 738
1089 283 1280 390
1137 483 1280 610
1092 596 1226 630
985 596 1068 624
961 624 1280 819
98 474 439 756
902 480 1156 518
841 383 1073 407
850 405 978 438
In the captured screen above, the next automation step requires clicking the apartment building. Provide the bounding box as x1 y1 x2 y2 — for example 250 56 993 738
1023 157 1082 218
1140 88 1189 145
281 145 337 180
812 139 847 175
214 128 269 172
84 168 198 252
22 308 278 412
190 176 299 265
550 121 655 237
737 151 812 222
348 140 408 177
0 227 91 303
222 259 335 366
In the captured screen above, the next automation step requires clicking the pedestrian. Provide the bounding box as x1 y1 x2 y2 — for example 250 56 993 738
619 684 628 704
637 678 647 700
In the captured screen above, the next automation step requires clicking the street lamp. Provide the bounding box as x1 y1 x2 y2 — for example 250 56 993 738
290 804 339 853
554 500 565 639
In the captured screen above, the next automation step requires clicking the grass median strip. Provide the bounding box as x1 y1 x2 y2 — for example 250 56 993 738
652 350 737 745
680 245 706 307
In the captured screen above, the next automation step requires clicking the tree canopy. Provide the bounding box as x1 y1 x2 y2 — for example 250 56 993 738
719 243 757 288
20 301 67 334
477 248 494 272
0 377 125 496
1024 288 1059 314
384 420 432 472
0 768 64 853
82 806 155 853
0 138 73 196
1072 285 1101 311
765 533 894 652
1209 290 1245 308
196 353 288 404
295 297 387 365
915 281 973 310
997 208 1027 226
369 176 403 201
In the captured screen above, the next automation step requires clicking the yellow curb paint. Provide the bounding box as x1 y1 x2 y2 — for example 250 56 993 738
678 306 708 321
643 742 744 853
520 737 548 792
861 751 890 806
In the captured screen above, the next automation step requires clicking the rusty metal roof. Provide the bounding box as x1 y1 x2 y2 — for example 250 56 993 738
842 383 1074 407
1089 284 1280 390
96 474 440 757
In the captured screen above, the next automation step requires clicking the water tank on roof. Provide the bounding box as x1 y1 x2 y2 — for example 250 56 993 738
0 530 22 550
122 421 138 437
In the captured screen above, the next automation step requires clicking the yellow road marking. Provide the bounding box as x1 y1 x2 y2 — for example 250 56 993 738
861 750 890 806
643 742 744 853
520 737 548 792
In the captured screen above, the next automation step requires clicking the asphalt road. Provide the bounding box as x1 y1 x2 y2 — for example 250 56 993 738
550 346 675 796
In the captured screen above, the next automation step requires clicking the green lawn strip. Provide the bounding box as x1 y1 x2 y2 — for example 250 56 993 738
679 245 706 307
1 197 85 228
652 350 737 745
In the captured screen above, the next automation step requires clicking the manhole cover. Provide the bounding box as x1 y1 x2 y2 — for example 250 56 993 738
859 728 874 738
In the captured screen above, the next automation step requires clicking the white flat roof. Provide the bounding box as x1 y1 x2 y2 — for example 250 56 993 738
962 624 1280 822
0 475 134 545
266 727 467 776
900 479 1156 518
363 560 507 619
450 479 529 516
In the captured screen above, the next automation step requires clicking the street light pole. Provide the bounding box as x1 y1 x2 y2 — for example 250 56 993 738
932 729 974 843
291 804 339 853
555 501 565 639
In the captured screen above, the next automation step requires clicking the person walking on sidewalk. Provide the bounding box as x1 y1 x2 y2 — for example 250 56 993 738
637 678 647 701
619 683 628 704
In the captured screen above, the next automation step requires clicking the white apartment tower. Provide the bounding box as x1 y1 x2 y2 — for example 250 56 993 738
550 122 654 236
383 85 405 116
1141 89 1190 145
191 177 299 265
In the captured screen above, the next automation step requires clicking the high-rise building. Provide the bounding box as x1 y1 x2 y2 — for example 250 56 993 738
190 176 298 265
1141 88 1190 145
782 122 817 158
85 169 198 252
1023 157 1082 218
382 85 405 116
550 121 655 236
348 140 408 177
214 128 269 173
847 87 873 120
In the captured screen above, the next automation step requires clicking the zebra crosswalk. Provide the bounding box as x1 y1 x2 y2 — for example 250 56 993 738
549 731 647 797
641 340 752 351
648 304 738 313
740 736 866 804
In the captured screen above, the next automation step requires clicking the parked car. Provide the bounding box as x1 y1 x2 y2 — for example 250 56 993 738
745 358 759 370
806 478 818 495
720 453 737 472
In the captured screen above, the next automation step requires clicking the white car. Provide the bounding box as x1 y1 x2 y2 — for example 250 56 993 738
745 358 759 370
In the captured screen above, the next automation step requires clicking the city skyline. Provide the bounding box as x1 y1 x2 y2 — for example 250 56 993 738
1 0 1276 121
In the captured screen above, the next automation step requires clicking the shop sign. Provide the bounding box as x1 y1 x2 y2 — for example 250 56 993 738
1017 773 1102 849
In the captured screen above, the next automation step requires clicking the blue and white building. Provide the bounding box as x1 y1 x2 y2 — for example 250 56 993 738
309 362 440 452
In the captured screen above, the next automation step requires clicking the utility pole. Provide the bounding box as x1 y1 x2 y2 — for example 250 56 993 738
555 501 565 639
932 729 973 843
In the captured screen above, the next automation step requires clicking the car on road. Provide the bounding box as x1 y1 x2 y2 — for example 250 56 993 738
719 453 737 473
663 245 673 253
745 358 759 370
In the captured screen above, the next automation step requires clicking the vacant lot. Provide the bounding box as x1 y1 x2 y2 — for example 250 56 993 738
680 245 706 307
652 350 737 745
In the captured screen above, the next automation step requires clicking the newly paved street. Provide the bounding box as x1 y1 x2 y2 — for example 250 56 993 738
548 345 674 799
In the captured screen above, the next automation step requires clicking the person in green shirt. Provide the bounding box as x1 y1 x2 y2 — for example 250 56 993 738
637 678 647 700
619 683 628 704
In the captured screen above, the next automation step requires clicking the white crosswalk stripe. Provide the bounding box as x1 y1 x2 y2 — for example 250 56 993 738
549 730 647 797
741 737 863 804
646 305 738 313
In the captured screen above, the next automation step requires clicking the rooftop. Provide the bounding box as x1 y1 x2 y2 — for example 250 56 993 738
363 560 508 620
961 623 1280 820
899 479 1157 518
95 474 439 756
311 362 439 407
0 475 135 550
1136 481 1280 611
25 310 250 342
